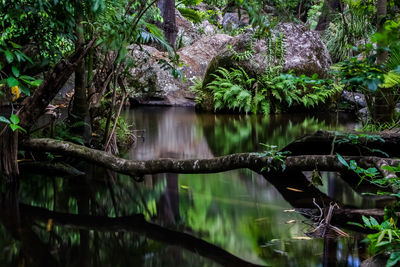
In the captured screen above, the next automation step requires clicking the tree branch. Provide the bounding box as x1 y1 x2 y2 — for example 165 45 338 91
21 138 400 178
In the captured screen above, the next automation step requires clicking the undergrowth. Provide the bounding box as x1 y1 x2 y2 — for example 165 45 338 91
203 66 342 115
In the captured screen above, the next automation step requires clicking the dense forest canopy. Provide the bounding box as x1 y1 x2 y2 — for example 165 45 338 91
1 0 400 266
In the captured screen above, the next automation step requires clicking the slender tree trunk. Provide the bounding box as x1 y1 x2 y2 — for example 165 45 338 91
372 0 393 123
71 1 92 144
158 0 177 47
315 0 342 31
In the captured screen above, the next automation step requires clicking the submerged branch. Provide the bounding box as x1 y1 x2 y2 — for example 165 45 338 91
18 203 264 267
19 161 85 177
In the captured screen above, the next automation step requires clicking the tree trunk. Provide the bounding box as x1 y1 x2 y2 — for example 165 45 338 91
70 1 92 144
158 0 177 47
17 39 95 131
315 0 342 31
372 0 393 123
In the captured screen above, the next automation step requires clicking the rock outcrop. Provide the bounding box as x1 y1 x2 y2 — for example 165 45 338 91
127 19 331 107
203 23 332 87
128 34 232 106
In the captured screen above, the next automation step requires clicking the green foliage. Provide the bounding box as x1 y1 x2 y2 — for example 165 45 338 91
0 0 76 64
336 153 380 185
258 143 291 172
0 114 26 133
335 133 385 145
306 0 324 30
333 57 384 92
54 122 87 145
323 1 375 63
177 7 206 24
207 67 254 113
189 77 206 105
0 43 43 98
98 116 135 149
335 132 389 157
205 66 342 115
349 215 400 267
259 70 343 112
359 120 400 132
228 38 255 61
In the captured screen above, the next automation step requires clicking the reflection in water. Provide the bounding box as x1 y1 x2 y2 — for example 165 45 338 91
1 107 370 266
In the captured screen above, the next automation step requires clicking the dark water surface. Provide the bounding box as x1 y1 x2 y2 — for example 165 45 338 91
2 107 373 267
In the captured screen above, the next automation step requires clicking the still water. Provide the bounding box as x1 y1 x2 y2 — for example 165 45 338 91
2 107 372 266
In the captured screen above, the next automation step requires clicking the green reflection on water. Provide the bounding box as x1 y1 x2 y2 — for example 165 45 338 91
0 107 365 266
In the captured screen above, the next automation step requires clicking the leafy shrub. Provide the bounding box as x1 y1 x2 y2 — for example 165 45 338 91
207 67 255 113
98 116 135 150
323 2 375 63
204 66 343 115
350 215 400 267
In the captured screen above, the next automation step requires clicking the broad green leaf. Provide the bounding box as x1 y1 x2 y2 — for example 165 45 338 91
362 216 372 228
10 124 26 133
19 84 30 96
7 76 18 87
0 116 11 124
336 153 349 168
387 252 400 267
4 50 14 63
377 230 386 243
9 41 21 49
370 216 379 227
11 66 20 77
10 114 20 125
30 79 43 87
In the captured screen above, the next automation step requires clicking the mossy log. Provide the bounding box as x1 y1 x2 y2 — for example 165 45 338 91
21 138 400 179
283 130 400 157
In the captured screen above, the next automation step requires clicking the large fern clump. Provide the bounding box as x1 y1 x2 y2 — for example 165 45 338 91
207 67 255 113
258 71 343 113
205 67 343 115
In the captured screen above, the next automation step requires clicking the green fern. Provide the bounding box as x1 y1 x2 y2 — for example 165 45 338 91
207 67 254 113
177 7 205 24
381 71 400 88
189 77 205 104
207 66 342 116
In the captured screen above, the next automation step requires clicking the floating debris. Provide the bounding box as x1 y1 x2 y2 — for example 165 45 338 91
286 187 303 192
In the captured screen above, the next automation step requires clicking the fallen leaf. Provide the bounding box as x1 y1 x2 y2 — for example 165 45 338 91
46 218 53 232
286 187 303 192
284 209 296 213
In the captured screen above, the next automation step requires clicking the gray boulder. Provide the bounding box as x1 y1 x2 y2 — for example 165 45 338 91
222 12 249 31
175 9 201 48
341 91 367 109
128 34 232 106
203 22 332 88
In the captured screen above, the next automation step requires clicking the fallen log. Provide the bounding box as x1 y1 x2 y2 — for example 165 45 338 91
283 130 400 157
21 138 400 178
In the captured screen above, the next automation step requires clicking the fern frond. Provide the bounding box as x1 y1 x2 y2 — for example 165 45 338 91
177 7 204 24
381 71 400 88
